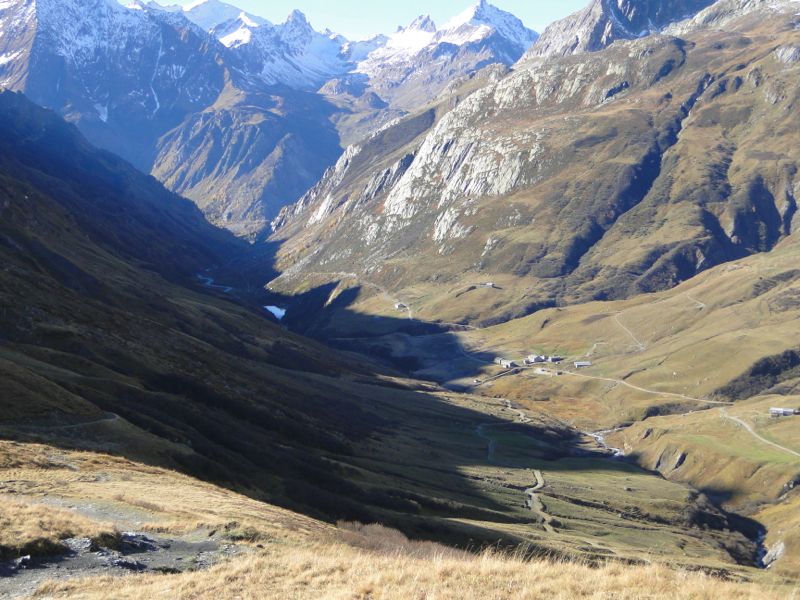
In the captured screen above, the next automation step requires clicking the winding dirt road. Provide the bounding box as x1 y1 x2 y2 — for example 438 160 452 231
558 370 730 406
722 409 800 459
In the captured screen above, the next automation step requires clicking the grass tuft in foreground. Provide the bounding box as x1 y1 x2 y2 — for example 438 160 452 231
0 498 118 560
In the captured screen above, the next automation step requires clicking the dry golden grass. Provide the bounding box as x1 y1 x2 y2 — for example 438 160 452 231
0 441 793 599
33 524 795 600
0 497 117 559
0 440 331 545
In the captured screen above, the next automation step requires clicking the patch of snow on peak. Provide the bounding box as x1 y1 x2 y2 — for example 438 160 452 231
238 10 258 28
183 0 267 32
388 20 437 52
356 2 536 76
355 15 437 74
408 14 436 32
219 22 252 47
439 0 537 48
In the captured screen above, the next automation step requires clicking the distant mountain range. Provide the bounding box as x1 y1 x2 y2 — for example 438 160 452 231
1 0 794 252
0 0 540 235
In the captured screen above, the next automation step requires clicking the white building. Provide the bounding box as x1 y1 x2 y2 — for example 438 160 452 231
574 361 593 369
770 408 797 418
524 355 546 365
500 359 517 369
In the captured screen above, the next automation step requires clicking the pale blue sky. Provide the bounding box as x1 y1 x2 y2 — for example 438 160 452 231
168 1 587 40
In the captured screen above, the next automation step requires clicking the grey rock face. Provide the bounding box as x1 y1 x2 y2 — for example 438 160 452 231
0 0 342 235
153 88 342 236
525 0 716 59
0 0 227 171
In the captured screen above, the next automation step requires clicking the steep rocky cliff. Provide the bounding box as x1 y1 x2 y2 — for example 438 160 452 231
526 0 716 58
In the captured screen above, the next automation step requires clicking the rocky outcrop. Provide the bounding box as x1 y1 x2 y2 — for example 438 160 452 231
524 0 715 59
272 107 437 232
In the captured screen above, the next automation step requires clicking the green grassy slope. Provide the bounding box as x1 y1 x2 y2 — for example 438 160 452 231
342 232 800 576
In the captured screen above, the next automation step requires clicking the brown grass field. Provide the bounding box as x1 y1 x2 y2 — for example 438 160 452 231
33 537 795 600
1 439 798 599
0 498 117 560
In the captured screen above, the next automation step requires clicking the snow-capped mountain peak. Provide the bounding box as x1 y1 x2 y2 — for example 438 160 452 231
213 15 255 47
182 0 268 32
407 15 437 33
439 0 538 47
442 0 489 29
387 15 437 52
279 10 315 49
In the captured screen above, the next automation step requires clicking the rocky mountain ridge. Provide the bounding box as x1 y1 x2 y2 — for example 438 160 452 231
525 0 717 58
0 0 541 235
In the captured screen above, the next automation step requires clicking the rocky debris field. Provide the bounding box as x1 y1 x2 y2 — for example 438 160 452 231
0 531 242 599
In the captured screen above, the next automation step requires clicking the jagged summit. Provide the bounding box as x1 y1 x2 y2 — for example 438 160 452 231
438 0 538 47
408 15 437 33
524 0 716 58
278 9 316 47
357 1 537 79
286 8 310 25
406 15 436 33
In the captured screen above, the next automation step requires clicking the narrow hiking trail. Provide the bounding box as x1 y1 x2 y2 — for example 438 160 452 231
5 413 121 432
525 470 555 534
476 424 497 462
614 313 646 352
585 342 608 358
685 292 706 310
